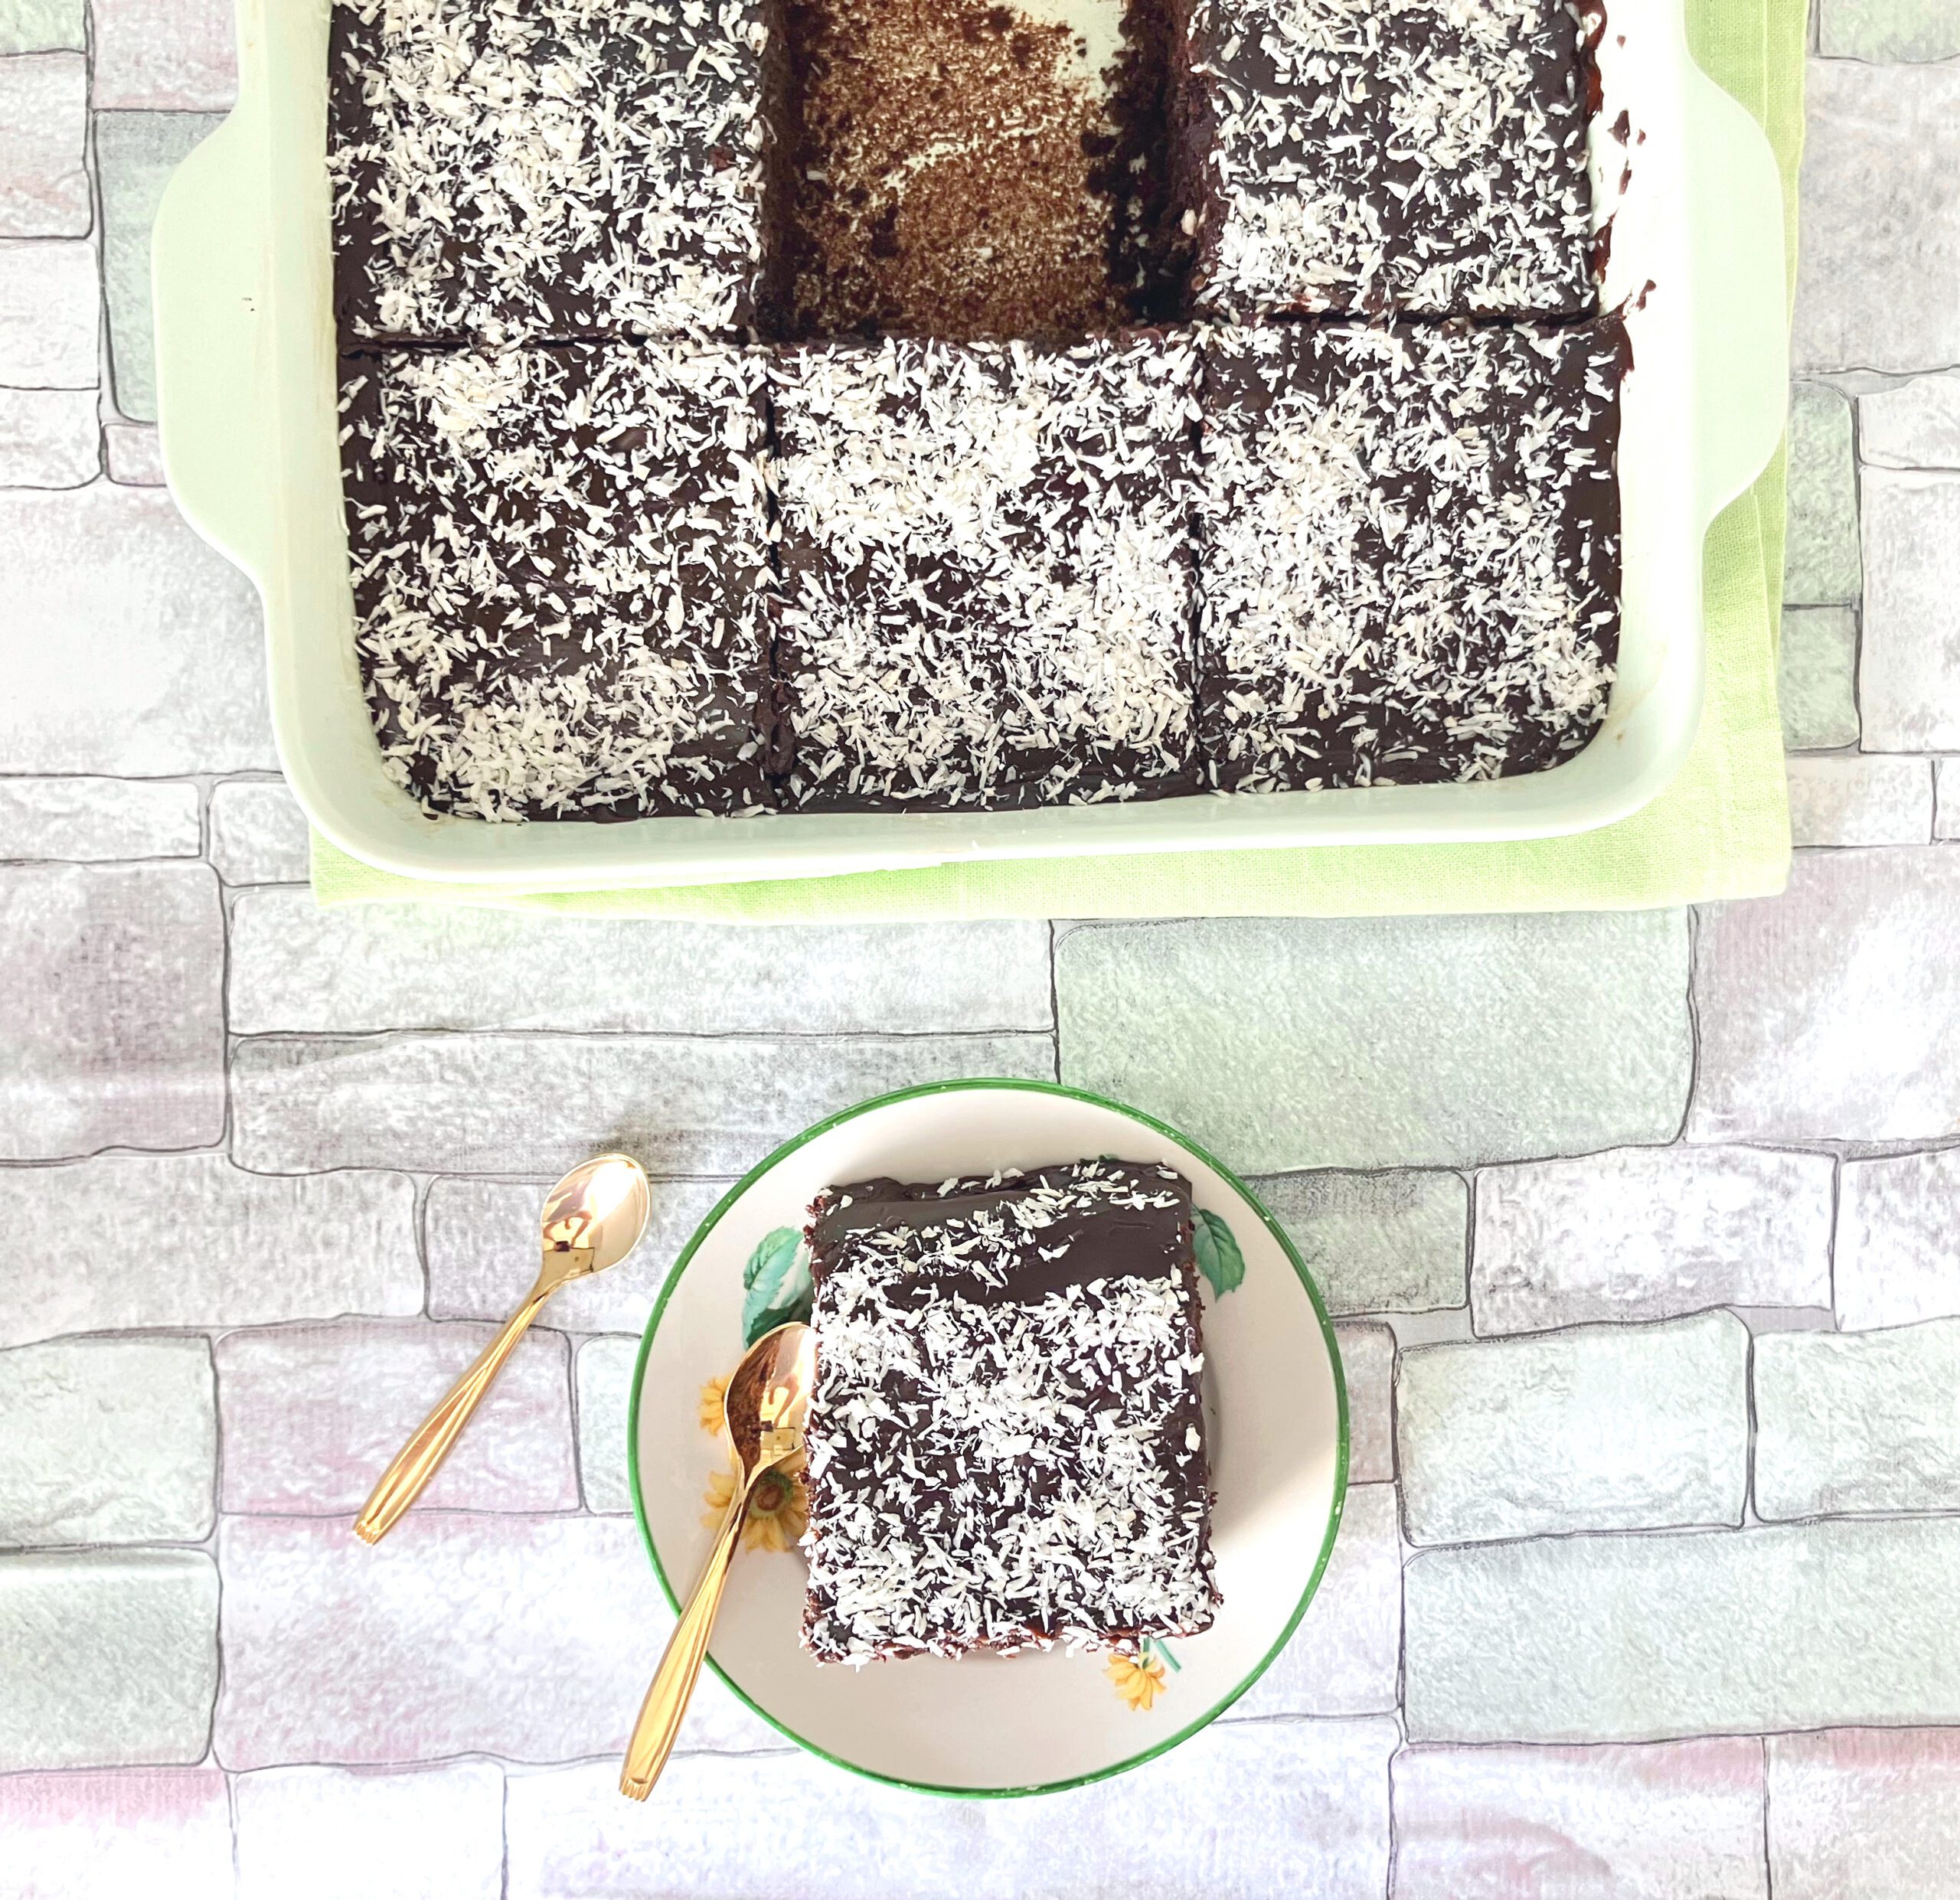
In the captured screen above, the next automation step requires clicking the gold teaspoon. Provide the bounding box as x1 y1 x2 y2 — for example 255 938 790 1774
619 1320 817 1801
354 1154 652 1545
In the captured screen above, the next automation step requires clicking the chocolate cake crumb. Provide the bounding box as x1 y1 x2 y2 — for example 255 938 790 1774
778 0 1174 339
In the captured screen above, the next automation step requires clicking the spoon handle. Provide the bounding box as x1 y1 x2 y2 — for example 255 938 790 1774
354 1288 549 1544
619 1475 748 1800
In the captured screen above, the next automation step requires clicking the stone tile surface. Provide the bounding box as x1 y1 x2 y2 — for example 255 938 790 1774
216 1322 577 1516
575 1335 639 1514
1785 753 1932 846
0 862 225 1159
0 1551 217 1769
1058 913 1690 1171
1860 471 1960 750
1233 1484 1401 1718
1472 1146 1833 1334
103 418 167 483
1793 59 1960 374
1251 1170 1468 1314
0 1338 214 1545
207 779 312 883
1777 606 1861 752
1405 1518 1960 1742
1337 1322 1396 1484
233 1032 1057 1175
229 893 1054 1034
1756 1319 1960 1519
1784 384 1863 606
1820 0 1960 60
0 52 90 236
1769 1729 1960 1900
1690 849 1960 1143
216 1514 775 1768
1862 375 1960 468
0 236 96 384
97 111 226 420
1393 1740 1769 1900
0 0 85 51
0 776 200 860
1399 1313 1749 1545
92 0 239 109
505 1719 1398 1900
0 384 98 485
0 1154 420 1350
0 1771 234 1900
1836 1149 1960 1328
426 1174 729 1334
0 484 272 775
1939 760 1958 840
235 1764 504 1900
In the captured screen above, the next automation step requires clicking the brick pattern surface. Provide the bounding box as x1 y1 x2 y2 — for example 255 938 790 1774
1 12 1958 1893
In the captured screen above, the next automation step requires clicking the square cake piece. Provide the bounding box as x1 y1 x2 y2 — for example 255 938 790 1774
328 0 779 347
1196 318 1623 792
801 1161 1218 1664
769 333 1204 811
338 339 776 819
1172 0 1595 319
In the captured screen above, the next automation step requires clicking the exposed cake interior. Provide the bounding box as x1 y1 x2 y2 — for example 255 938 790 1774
800 1160 1218 1665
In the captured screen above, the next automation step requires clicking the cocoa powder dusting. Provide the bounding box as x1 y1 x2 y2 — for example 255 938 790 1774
782 0 1138 338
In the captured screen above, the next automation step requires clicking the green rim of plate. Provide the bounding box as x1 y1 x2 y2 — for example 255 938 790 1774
626 1076 1351 1801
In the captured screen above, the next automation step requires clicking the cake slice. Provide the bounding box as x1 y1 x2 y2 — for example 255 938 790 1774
800 1160 1218 1666
338 338 776 820
1196 318 1624 792
1171 0 1596 319
770 332 1204 811
327 0 781 347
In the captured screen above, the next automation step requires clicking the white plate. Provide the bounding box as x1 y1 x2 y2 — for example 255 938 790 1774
627 1079 1348 1797
149 0 1786 890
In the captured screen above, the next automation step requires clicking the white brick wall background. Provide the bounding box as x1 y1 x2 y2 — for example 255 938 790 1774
2 0 1960 1892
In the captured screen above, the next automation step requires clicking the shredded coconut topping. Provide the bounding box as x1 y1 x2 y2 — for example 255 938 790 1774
1197 318 1622 792
327 0 773 344
772 333 1204 810
338 340 776 819
1176 0 1595 318
802 1161 1217 1665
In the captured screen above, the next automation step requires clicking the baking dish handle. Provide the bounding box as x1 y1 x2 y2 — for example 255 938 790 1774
152 105 273 577
1687 64 1789 522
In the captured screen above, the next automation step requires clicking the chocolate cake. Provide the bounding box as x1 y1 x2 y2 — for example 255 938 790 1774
800 1161 1218 1666
1196 318 1624 792
1170 0 1596 320
326 0 780 346
770 331 1204 811
338 339 776 819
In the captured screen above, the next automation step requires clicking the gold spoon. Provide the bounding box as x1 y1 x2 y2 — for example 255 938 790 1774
619 1320 817 1801
354 1154 652 1545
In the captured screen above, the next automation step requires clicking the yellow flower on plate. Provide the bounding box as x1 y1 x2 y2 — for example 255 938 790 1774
743 1465 811 1552
701 1467 738 1528
1105 1650 1168 1712
699 1463 812 1554
697 1375 730 1437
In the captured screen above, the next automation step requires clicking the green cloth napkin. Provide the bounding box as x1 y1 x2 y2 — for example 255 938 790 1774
315 0 1803 923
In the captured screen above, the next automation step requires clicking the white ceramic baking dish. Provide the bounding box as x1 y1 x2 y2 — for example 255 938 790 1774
152 0 1786 891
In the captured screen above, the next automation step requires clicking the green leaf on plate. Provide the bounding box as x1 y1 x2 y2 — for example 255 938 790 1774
1192 1209 1246 1299
742 1226 813 1346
